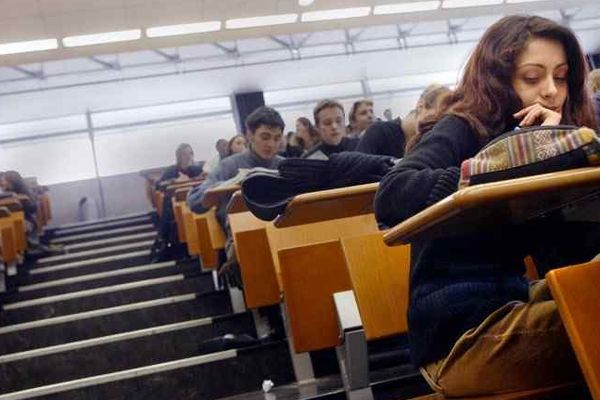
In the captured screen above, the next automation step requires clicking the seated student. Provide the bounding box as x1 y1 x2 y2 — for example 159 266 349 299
202 138 229 175
303 99 360 159
375 15 600 397
357 85 452 158
279 131 303 158
589 68 600 123
188 106 285 223
159 143 202 184
295 117 320 155
356 110 415 158
227 135 247 156
0 170 61 257
347 99 375 139
153 143 202 261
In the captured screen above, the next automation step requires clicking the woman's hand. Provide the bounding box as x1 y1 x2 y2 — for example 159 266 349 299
513 104 562 127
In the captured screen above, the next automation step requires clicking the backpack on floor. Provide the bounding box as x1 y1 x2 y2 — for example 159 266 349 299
459 125 600 189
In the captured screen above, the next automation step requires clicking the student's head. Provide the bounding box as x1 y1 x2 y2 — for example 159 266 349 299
245 106 285 160
215 139 229 158
175 143 194 169
295 117 319 150
228 135 247 155
383 109 393 121
450 15 597 137
589 69 600 94
415 84 453 135
349 99 375 133
313 99 345 146
1 170 28 194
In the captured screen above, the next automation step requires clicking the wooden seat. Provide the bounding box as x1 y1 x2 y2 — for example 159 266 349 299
0 212 18 265
267 185 380 353
547 261 600 400
229 184 381 326
341 233 411 341
228 210 276 307
194 208 226 269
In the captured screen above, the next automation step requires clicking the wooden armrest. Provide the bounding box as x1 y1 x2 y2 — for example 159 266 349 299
201 184 240 209
0 198 23 212
164 180 203 197
384 168 600 246
273 183 379 228
174 187 192 202
227 191 248 214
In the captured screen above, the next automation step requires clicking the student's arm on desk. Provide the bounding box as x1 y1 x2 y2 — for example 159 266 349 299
187 161 234 213
374 116 479 228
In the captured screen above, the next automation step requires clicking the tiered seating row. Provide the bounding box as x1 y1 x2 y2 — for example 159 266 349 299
162 168 600 400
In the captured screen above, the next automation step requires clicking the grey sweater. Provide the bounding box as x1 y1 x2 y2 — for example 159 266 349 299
188 150 283 222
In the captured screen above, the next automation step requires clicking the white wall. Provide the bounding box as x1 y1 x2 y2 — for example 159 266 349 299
0 41 475 186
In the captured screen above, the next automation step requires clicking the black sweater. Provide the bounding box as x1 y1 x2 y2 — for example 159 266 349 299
303 136 360 159
356 120 406 158
159 164 203 183
374 115 600 366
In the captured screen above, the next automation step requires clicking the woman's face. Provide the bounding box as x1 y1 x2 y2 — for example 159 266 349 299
230 136 247 154
0 175 8 190
511 37 569 114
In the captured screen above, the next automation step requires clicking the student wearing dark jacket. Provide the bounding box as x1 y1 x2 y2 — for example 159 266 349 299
357 85 452 158
152 143 202 262
303 99 359 159
375 15 600 397
0 170 62 257
158 143 202 184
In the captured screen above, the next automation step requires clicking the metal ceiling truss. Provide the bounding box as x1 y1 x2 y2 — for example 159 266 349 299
0 11 599 96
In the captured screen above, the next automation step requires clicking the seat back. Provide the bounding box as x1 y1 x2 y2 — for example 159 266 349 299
547 261 600 400
341 233 411 341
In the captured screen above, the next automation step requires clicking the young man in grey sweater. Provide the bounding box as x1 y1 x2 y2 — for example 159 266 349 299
187 106 285 223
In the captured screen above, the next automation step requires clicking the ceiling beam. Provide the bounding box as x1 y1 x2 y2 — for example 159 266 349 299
213 42 240 58
11 65 45 80
89 56 121 70
154 49 181 63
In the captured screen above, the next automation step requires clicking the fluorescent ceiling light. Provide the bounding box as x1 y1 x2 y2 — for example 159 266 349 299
442 0 503 8
302 7 372 22
147 21 221 38
0 38 58 55
226 14 298 29
374 1 441 14
298 0 315 5
506 0 547 2
63 29 141 47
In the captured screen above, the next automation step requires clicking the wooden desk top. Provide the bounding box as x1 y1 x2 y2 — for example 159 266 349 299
201 184 240 209
273 183 379 228
174 187 195 202
227 191 248 214
384 168 600 246
0 197 23 212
